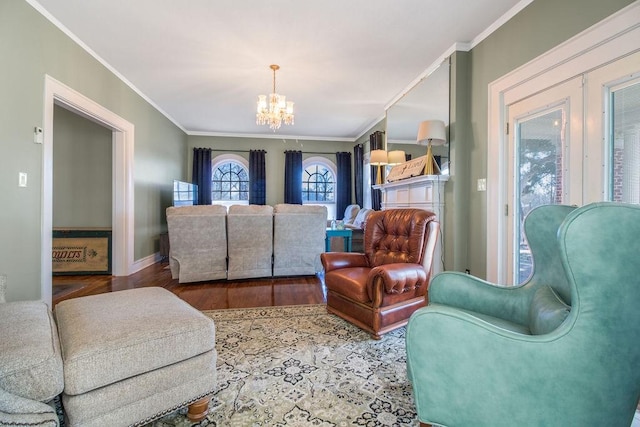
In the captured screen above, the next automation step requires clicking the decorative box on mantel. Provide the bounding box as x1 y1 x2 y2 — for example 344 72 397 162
373 174 448 274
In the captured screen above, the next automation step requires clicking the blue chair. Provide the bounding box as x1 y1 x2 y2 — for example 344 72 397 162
406 202 640 426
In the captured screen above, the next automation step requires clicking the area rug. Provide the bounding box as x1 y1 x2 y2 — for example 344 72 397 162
151 304 418 426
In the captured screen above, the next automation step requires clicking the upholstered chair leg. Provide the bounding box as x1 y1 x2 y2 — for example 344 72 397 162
187 396 211 422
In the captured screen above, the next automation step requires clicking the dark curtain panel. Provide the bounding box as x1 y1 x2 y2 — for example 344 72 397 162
335 152 352 219
249 149 266 205
406 153 412 161
354 144 364 208
192 147 212 205
284 150 303 204
369 131 384 210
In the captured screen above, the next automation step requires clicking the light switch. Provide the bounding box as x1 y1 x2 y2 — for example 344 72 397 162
19 172 27 187
34 127 43 144
477 178 487 192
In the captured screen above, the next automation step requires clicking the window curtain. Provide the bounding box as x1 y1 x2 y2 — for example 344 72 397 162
354 144 364 208
284 150 302 204
192 147 212 205
249 149 266 205
370 131 384 210
335 152 352 219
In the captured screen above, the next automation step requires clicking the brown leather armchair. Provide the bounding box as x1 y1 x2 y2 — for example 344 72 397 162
321 209 439 339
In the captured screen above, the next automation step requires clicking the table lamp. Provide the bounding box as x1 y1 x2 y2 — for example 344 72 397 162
387 150 406 166
370 149 388 185
416 120 446 175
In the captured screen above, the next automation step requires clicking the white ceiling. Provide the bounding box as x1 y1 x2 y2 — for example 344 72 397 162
31 0 529 141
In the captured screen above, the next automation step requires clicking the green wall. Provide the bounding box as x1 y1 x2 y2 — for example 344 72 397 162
0 0 187 302
464 0 634 278
53 105 112 228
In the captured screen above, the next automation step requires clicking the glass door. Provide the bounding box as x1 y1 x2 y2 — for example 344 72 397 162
609 80 640 204
514 108 565 282
506 77 583 284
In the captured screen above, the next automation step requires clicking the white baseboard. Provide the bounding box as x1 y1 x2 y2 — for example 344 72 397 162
130 252 161 274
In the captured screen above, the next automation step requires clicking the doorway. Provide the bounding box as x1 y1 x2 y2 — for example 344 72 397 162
42 76 134 307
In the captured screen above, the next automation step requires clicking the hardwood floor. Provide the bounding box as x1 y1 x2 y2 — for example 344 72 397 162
52 261 327 310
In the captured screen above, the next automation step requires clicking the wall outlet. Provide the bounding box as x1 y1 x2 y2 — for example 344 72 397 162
477 178 487 192
19 172 27 187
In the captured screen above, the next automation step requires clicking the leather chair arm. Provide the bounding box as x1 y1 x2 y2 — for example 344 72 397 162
429 271 535 326
321 252 369 273
368 263 427 297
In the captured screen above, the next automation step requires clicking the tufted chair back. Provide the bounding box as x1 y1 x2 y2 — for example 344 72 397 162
364 209 436 269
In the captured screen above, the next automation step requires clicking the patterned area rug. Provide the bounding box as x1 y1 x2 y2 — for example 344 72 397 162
152 304 418 426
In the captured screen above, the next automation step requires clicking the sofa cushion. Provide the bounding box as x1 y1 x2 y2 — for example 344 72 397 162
55 287 216 395
0 301 64 402
273 204 327 276
529 285 570 335
227 204 274 279
0 388 59 427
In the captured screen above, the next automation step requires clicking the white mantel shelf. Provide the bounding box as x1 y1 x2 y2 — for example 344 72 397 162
373 174 449 274
373 174 448 211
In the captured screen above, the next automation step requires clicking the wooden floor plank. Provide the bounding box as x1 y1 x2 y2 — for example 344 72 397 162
52 261 327 310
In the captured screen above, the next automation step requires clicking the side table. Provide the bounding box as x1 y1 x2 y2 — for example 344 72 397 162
325 228 353 252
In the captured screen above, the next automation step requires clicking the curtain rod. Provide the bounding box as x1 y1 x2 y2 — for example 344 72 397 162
205 149 347 155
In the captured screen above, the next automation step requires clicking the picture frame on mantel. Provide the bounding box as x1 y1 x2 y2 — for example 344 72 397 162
386 155 427 182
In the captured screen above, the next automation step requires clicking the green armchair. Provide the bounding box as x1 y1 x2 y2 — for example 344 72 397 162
406 202 640 426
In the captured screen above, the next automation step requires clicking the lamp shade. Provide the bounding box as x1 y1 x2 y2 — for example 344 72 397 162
417 120 447 146
387 150 406 165
370 149 388 165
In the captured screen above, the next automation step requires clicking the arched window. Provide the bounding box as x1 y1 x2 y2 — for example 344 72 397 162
211 154 249 208
302 156 336 219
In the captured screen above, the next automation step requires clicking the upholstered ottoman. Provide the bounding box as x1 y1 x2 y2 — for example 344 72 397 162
55 287 216 427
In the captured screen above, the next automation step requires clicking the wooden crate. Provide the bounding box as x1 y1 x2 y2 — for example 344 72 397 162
52 228 112 275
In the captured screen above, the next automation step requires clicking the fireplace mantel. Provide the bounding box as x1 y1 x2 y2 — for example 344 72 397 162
373 174 448 273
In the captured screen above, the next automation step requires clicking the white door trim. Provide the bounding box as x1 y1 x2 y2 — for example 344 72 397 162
486 2 640 283
42 75 135 306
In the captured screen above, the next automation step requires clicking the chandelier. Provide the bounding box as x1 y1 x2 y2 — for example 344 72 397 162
256 64 294 131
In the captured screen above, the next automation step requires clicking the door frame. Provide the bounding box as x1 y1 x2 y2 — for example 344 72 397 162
486 2 640 284
42 75 134 306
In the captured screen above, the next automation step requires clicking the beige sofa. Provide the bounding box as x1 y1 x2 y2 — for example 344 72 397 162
167 204 328 282
0 298 64 426
0 287 217 427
